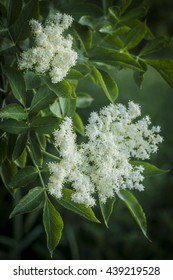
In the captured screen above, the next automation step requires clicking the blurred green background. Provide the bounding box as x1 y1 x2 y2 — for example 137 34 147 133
0 0 173 259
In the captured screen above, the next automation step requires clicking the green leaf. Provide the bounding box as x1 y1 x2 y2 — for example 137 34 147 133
12 134 27 161
67 69 84 80
29 138 43 167
120 6 148 22
89 47 142 70
43 197 63 257
59 97 76 117
139 36 169 56
30 85 56 114
0 160 17 197
119 0 132 14
9 166 38 188
54 188 100 223
36 133 47 150
0 104 27 120
49 99 62 118
0 138 8 165
117 189 149 239
100 196 116 228
92 67 118 103
72 112 84 135
133 70 145 88
76 92 93 108
0 119 28 134
10 0 39 42
146 59 173 87
0 37 15 53
43 78 72 97
24 71 41 90
3 67 26 105
124 23 147 50
7 0 23 25
31 116 60 134
15 148 27 168
10 187 44 218
131 161 169 177
74 22 92 49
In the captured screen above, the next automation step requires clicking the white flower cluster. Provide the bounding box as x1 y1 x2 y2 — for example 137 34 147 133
48 102 163 207
18 13 78 83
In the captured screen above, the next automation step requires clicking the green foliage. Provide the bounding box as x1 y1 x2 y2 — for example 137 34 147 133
117 190 148 239
0 0 172 257
43 197 63 257
10 187 44 218
53 188 100 223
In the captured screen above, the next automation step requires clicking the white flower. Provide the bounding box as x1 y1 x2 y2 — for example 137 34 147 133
47 102 163 207
18 12 77 83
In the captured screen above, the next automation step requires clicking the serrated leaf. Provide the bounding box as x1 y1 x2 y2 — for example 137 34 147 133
31 116 60 134
9 166 38 188
139 36 169 56
146 59 173 87
89 47 142 70
30 85 56 114
124 22 147 50
0 119 28 134
76 92 93 108
117 189 149 239
10 0 39 42
92 67 118 103
10 187 44 218
0 104 27 120
12 134 27 161
43 78 72 97
100 196 116 228
54 188 100 223
131 161 169 177
43 197 63 257
3 67 26 105
72 112 84 135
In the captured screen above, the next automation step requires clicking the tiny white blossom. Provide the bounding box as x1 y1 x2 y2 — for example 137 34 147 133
47 102 163 207
18 12 77 83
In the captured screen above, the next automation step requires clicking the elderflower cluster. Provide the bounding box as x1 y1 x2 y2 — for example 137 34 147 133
18 13 78 83
48 102 163 207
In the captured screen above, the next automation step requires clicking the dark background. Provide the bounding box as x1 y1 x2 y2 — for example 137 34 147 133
0 0 173 259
